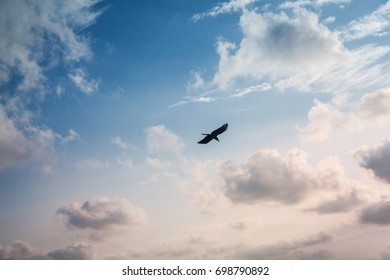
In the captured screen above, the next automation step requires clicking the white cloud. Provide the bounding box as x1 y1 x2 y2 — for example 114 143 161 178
355 139 390 184
340 1 390 41
299 99 360 142
280 0 351 9
192 0 261 21
169 96 216 108
57 197 148 240
0 106 34 169
68 68 99 95
186 71 205 91
145 125 185 157
0 104 59 170
356 88 390 121
231 82 272 98
112 135 133 151
213 7 347 89
60 129 79 144
220 148 364 212
300 88 390 142
0 0 103 92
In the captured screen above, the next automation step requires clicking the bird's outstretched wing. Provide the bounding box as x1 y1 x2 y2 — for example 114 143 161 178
197 134 213 144
211 123 228 136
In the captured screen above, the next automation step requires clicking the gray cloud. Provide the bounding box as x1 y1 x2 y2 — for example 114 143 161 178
220 149 317 204
359 201 390 225
235 232 333 259
57 197 148 239
220 148 363 210
355 139 390 184
306 190 364 214
0 240 96 260
0 240 38 260
47 243 96 260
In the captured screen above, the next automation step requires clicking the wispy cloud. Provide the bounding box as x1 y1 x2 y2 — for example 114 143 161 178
340 1 390 41
68 68 99 95
0 0 104 92
231 83 272 97
192 0 261 21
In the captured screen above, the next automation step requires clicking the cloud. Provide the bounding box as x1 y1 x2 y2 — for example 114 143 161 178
380 246 390 259
0 240 38 260
299 99 360 142
192 0 261 21
306 190 363 214
280 0 351 9
186 71 205 91
220 148 364 211
57 197 148 239
213 7 347 89
68 68 99 95
76 159 110 170
0 106 34 169
145 125 185 157
0 0 104 169
340 1 390 41
0 240 97 260
60 129 79 144
0 0 104 92
169 96 216 108
231 83 272 98
359 201 390 225
112 135 135 151
235 231 333 259
355 139 390 183
47 243 96 260
300 88 390 142
356 88 390 121
0 104 60 170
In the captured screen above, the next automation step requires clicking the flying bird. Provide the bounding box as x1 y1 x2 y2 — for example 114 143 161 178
198 123 228 144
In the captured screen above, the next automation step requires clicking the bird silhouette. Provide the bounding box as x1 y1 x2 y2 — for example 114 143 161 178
198 123 228 144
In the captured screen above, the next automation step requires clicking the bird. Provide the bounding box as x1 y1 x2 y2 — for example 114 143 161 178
197 123 228 144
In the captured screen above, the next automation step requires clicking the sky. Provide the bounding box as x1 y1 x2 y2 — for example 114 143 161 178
1 0 390 260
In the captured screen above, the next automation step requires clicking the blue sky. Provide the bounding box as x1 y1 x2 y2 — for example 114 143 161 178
1 0 390 259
